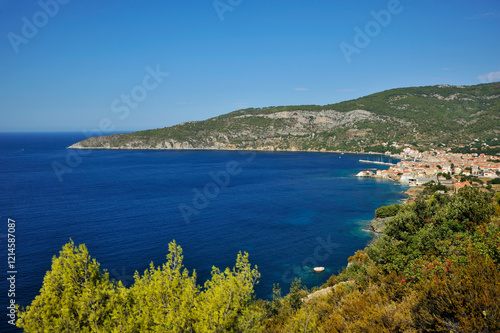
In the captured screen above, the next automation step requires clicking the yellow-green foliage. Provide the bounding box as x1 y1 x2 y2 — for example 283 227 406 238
115 241 198 332
347 249 368 265
281 304 319 333
17 241 261 333
192 251 261 332
16 240 117 332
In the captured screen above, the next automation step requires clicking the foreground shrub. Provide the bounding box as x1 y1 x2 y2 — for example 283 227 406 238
414 254 500 332
375 204 402 218
17 241 261 332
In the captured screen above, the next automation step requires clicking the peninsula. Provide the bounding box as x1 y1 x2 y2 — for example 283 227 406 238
69 83 500 153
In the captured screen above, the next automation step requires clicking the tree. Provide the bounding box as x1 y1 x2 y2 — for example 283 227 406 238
488 178 500 185
17 240 116 332
286 278 304 312
121 240 198 332
442 187 494 225
193 251 261 332
263 284 283 318
375 204 402 218
437 172 451 180
17 240 261 332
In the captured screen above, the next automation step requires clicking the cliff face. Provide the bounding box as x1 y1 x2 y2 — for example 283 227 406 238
70 135 195 150
69 109 384 151
370 217 392 233
69 83 500 151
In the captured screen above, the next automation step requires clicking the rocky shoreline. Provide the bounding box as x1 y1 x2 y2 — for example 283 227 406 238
404 185 424 204
68 142 399 157
369 217 392 233
369 185 424 233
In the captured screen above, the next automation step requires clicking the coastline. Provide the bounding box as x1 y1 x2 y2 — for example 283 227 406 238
68 141 411 299
68 144 401 158
367 184 419 234
403 185 424 204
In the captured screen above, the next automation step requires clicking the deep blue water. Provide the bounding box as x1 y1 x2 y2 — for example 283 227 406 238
0 132 407 331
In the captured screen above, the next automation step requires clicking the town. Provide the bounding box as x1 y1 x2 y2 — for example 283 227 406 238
356 147 500 192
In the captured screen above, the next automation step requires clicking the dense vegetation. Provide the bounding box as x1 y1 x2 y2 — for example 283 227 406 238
71 83 500 152
262 187 500 332
18 187 500 332
17 242 261 332
375 204 402 218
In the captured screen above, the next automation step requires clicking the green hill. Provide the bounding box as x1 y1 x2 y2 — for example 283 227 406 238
70 82 500 152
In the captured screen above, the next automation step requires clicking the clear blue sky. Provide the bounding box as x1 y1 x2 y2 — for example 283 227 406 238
1 0 499 132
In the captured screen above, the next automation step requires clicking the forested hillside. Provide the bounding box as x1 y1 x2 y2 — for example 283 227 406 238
70 83 500 152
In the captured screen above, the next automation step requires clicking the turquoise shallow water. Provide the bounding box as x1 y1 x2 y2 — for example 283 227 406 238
0 133 407 332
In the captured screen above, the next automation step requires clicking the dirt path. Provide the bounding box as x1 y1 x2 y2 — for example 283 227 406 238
303 281 354 302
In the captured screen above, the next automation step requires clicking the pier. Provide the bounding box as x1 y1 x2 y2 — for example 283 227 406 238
359 159 395 166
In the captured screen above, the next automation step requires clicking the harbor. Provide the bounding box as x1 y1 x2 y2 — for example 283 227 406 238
359 159 395 166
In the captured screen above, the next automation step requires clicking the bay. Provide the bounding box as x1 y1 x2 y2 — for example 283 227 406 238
0 132 407 331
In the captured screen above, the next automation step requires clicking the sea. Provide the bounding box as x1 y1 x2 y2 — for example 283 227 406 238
0 132 407 332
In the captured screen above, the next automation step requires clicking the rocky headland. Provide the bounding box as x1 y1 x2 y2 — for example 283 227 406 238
69 83 500 152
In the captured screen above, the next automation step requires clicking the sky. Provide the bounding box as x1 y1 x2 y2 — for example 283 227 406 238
0 0 499 132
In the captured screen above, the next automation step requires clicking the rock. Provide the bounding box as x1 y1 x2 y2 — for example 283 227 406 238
68 109 387 151
303 281 354 302
313 267 325 273
369 217 392 233
404 186 424 204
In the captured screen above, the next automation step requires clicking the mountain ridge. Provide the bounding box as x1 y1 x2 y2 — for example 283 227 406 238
70 82 500 152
